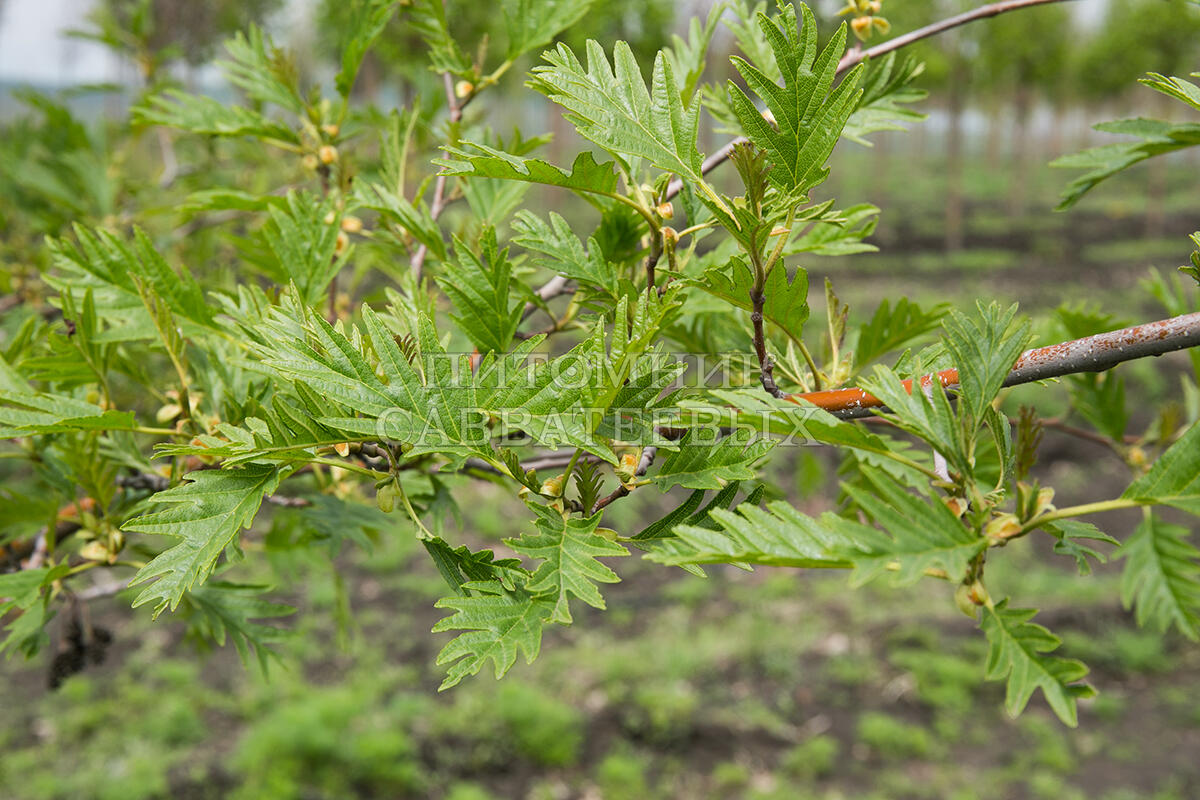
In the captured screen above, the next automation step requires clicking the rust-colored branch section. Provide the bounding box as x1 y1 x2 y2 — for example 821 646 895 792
793 312 1200 419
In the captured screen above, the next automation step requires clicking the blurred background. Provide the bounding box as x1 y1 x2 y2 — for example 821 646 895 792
2 1 1200 798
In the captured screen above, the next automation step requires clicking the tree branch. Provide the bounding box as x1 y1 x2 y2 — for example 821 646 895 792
410 72 462 282
794 312 1200 419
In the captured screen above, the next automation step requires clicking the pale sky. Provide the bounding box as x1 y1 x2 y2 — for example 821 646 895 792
0 0 1106 86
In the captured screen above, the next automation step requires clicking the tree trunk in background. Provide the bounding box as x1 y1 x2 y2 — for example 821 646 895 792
944 79 965 253
1145 91 1171 238
1008 84 1031 219
985 104 1003 169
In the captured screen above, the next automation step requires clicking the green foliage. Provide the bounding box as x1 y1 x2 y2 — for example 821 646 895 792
981 602 1096 727
437 229 524 355
433 581 553 690
1 0 1198 741
506 504 627 623
726 4 863 196
529 40 706 186
1117 514 1200 640
1053 73 1200 209
125 465 283 615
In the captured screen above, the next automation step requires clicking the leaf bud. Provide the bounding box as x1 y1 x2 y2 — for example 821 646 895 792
79 540 110 563
661 227 678 247
984 513 1021 543
614 452 640 485
942 496 968 518
540 475 564 497
954 583 978 618
323 210 337 225
376 481 397 513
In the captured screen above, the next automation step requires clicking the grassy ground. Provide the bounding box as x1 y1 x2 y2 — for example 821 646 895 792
2 141 1199 800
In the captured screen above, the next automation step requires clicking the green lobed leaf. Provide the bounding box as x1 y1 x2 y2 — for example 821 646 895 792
644 497 854 570
505 504 627 623
437 144 620 196
981 600 1096 727
133 90 300 144
692 257 809 344
726 4 863 196
503 0 594 59
839 470 985 586
941 301 1032 429
432 580 553 690
335 0 400 99
842 52 927 146
125 465 283 615
529 39 705 184
437 228 523 355
853 296 947 369
513 210 619 298
1117 514 1200 640
1123 421 1200 515
651 428 774 491
182 582 295 674
0 390 136 436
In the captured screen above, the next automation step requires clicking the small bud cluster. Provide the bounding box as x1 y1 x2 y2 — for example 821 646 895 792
838 0 890 41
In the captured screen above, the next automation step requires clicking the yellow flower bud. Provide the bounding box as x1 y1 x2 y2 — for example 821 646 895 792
540 475 564 497
321 123 340 138
455 80 474 99
340 215 363 234
302 154 319 171
318 145 338 165
323 210 337 225
333 442 350 457
335 231 350 254
655 201 674 219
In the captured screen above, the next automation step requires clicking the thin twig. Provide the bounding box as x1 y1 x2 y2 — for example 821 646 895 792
1040 418 1138 449
75 579 130 602
521 275 573 321
592 447 658 513
750 288 784 398
410 72 463 282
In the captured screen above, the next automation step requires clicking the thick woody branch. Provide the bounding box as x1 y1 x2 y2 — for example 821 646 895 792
794 312 1200 419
